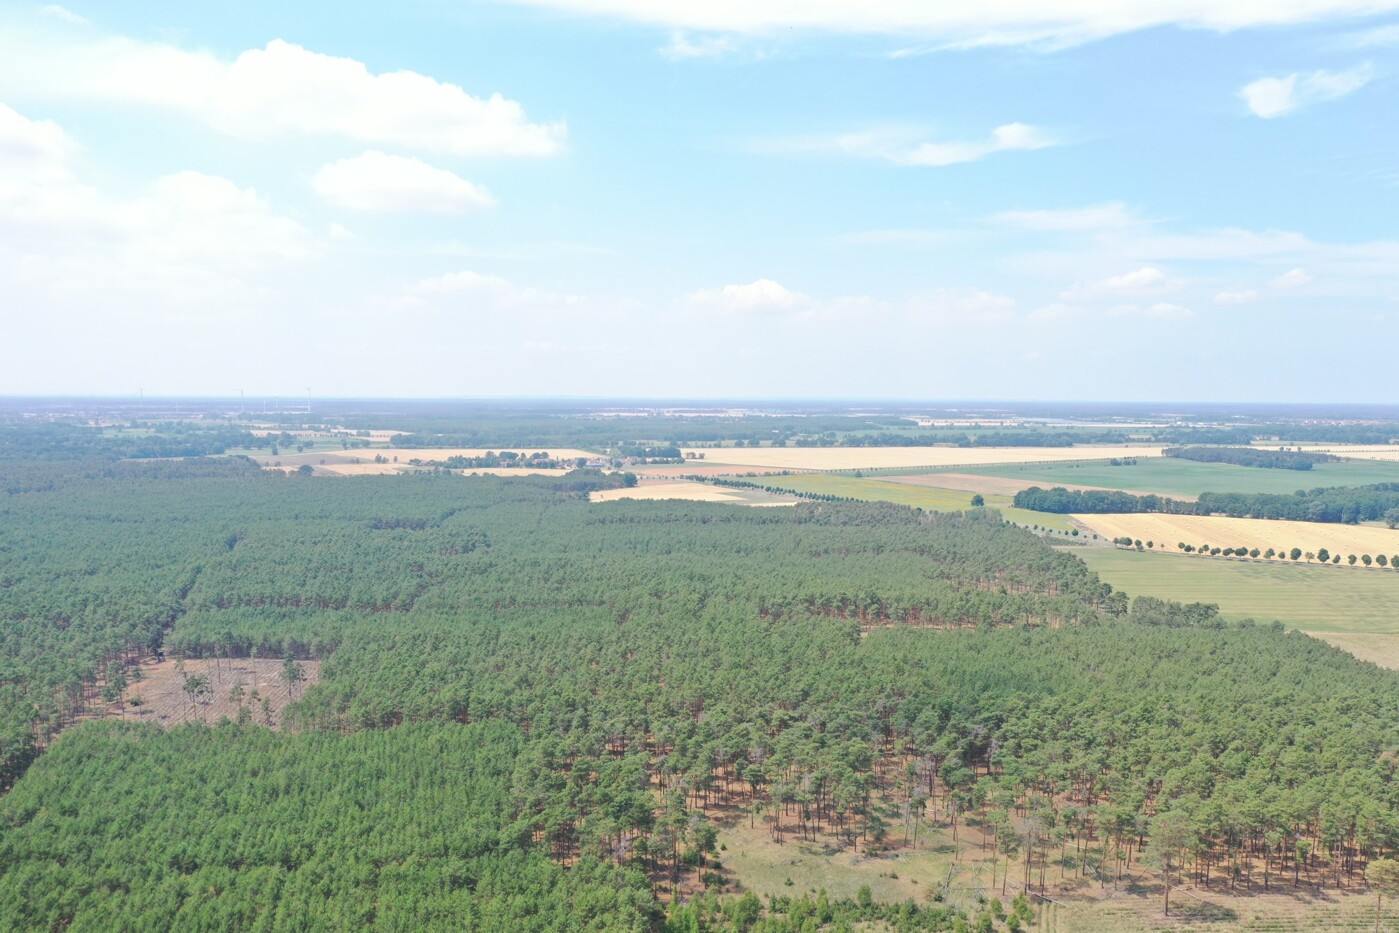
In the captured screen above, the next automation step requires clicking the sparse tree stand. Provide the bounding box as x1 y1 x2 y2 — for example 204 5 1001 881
1145 810 1195 917
1367 858 1399 933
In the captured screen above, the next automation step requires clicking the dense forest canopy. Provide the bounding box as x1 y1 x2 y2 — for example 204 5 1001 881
4 419 1399 928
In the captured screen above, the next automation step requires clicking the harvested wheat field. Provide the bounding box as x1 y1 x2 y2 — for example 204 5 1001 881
92 657 320 730
592 480 796 506
308 446 599 462
1307 633 1399 670
628 463 796 478
680 445 1163 472
1073 513 1399 561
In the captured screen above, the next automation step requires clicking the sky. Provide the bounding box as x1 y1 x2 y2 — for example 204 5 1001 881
1 1 1397 401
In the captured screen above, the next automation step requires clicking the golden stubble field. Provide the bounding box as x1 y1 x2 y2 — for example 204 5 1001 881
1074 512 1399 559
678 445 1164 471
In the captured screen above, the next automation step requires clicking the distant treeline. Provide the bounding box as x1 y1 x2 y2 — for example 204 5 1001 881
0 423 263 462
1015 482 1399 524
1165 446 1340 470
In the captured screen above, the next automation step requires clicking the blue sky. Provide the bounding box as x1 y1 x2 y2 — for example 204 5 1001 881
1 1 1396 400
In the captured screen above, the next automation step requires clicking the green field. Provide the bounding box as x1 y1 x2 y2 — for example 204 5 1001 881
760 473 1078 531
962 456 1399 498
1074 547 1399 633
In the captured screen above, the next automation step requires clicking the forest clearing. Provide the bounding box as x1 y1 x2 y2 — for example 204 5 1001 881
95 657 320 729
1073 513 1399 563
592 479 798 505
678 445 1166 472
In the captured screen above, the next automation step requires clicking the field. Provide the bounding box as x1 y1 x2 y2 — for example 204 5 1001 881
251 447 600 475
590 480 797 506
1073 547 1399 634
756 473 1078 530
885 470 1186 499
958 457 1399 498
1072 513 1399 563
679 444 1164 471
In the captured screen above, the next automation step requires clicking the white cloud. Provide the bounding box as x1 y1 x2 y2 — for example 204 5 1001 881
312 151 495 213
0 33 564 156
1272 267 1312 288
0 102 74 177
772 122 1056 167
689 278 808 314
1240 65 1372 118
892 123 1054 167
0 104 318 330
1214 288 1259 304
661 31 741 59
40 5 88 25
494 0 1399 46
1064 266 1179 300
1100 266 1169 292
992 202 1138 232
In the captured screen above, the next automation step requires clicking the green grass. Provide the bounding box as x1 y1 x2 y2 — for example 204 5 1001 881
960 457 1399 498
756 474 1076 531
1073 547 1399 633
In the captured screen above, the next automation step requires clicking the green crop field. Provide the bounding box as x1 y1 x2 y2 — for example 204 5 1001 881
1073 547 1399 634
961 456 1399 498
757 473 1078 531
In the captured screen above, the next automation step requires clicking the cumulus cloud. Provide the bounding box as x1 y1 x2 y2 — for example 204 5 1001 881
1272 267 1313 288
0 33 564 156
494 0 1399 47
0 102 74 178
0 103 319 331
312 151 495 213
1240 65 1373 118
689 278 809 314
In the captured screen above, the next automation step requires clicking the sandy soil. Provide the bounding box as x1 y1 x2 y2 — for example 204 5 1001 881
592 481 753 503
678 445 1164 471
1073 513 1399 559
94 657 320 730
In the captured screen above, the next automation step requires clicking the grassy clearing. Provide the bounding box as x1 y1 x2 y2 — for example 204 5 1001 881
960 457 1399 498
753 474 1078 531
718 820 963 907
1073 548 1399 634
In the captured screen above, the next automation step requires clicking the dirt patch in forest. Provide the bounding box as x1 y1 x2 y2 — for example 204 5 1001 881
92 657 319 730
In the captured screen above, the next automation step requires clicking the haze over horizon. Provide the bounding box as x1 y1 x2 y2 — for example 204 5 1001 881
2 0 1397 400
